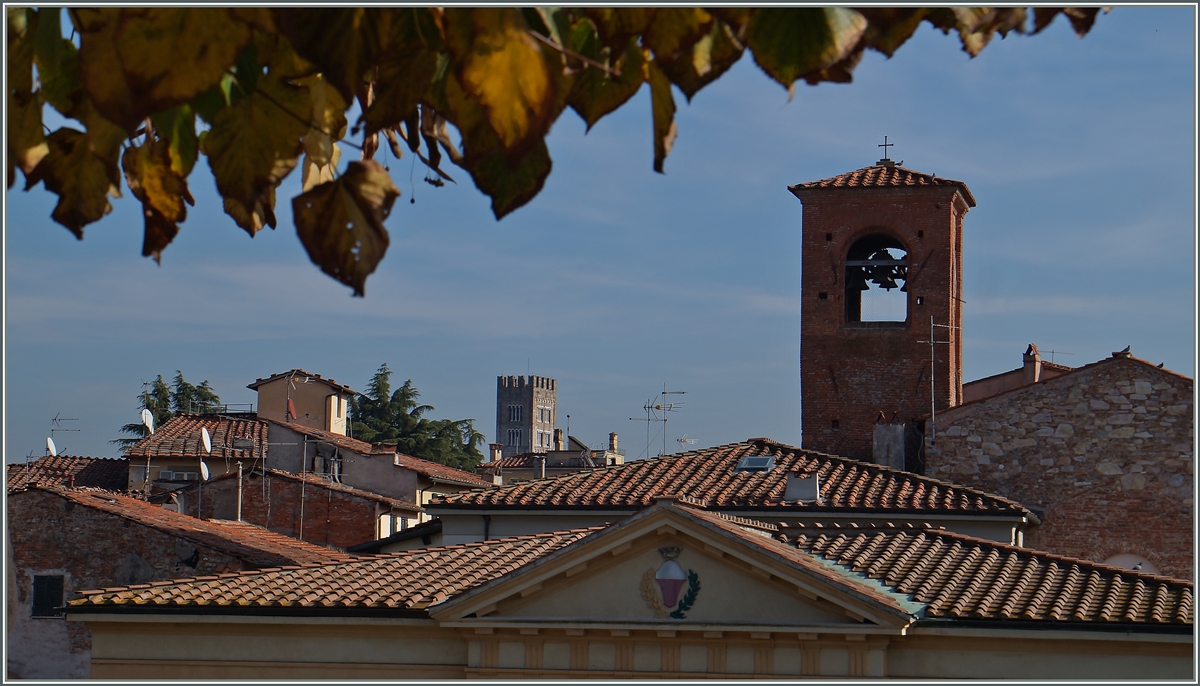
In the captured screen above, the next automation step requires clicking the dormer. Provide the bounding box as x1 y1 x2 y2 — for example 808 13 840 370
248 369 358 436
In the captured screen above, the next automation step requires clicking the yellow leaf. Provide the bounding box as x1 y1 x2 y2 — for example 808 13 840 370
444 8 556 155
292 160 398 297
7 90 48 182
657 21 745 102
23 128 117 238
223 190 276 236
296 74 348 167
566 28 645 131
645 58 677 174
122 139 194 262
202 73 309 236
642 8 713 62
301 144 341 193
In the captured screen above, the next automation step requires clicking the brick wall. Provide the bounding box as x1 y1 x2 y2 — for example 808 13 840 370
6 489 246 679
925 356 1193 578
182 471 385 549
796 184 969 460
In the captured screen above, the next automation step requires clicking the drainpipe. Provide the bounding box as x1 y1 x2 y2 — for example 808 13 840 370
483 514 491 541
236 461 243 522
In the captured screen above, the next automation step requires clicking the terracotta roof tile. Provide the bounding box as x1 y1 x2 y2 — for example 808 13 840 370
185 467 421 513
17 486 353 567
788 163 976 206
246 369 359 395
788 525 1193 625
431 438 1033 519
7 455 129 492
393 453 492 487
123 414 267 462
70 527 598 611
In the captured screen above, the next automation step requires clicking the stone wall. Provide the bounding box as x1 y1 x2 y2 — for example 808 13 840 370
925 356 1193 578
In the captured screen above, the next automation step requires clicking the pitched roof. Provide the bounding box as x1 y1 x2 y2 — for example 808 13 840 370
479 453 599 472
246 369 358 396
393 453 492 487
70 527 598 612
939 353 1192 420
123 414 267 462
7 455 129 492
788 163 976 206
787 524 1194 626
430 438 1034 519
17 486 353 567
265 419 392 455
184 467 422 514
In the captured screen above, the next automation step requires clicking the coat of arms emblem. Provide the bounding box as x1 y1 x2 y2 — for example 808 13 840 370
641 546 701 619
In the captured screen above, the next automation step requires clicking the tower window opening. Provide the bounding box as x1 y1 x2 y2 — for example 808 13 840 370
845 234 908 323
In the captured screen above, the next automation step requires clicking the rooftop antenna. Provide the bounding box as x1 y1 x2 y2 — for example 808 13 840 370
918 315 960 447
1046 350 1075 365
630 383 686 459
49 413 79 454
677 435 699 449
45 436 58 457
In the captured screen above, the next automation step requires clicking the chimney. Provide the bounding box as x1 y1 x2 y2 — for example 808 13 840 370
537 455 547 479
553 428 564 451
783 472 821 503
1022 344 1042 385
609 432 618 452
488 443 503 463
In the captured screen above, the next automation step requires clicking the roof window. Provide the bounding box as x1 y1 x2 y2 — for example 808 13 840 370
735 455 775 473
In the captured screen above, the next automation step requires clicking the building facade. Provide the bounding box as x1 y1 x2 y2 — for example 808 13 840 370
924 351 1194 578
496 375 557 458
789 159 974 461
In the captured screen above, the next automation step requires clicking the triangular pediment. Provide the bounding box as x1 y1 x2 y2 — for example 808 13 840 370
430 502 917 632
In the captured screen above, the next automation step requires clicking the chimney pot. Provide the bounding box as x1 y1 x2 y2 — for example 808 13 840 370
609 432 618 452
488 443 503 463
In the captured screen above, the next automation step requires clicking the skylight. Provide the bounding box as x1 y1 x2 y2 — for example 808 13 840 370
735 455 775 473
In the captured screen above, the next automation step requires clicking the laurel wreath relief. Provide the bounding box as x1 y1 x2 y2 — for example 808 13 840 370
641 567 701 619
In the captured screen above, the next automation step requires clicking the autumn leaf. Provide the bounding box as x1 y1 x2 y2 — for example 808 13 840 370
363 45 440 137
581 8 655 50
926 8 1028 56
293 160 398 297
273 8 392 104
1033 8 1102 36
566 28 645 131
202 73 310 236
658 21 745 102
745 8 868 96
642 8 713 62
24 128 119 237
150 105 199 177
76 8 250 132
121 138 195 262
856 9 929 58
7 91 48 186
646 58 677 174
443 8 556 157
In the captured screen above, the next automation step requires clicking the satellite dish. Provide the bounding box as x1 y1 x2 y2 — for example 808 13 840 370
199 460 210 481
45 436 57 456
140 409 154 434
200 427 212 454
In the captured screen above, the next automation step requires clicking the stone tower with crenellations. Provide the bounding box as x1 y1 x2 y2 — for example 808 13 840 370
496 376 557 459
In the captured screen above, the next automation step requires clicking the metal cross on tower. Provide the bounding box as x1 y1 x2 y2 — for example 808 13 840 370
878 135 894 160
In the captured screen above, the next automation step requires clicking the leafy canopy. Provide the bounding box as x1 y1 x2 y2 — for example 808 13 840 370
111 371 222 448
349 363 485 470
8 7 1101 295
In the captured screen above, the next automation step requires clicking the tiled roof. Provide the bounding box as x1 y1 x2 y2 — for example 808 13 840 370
479 453 601 472
186 467 422 513
394 453 492 487
20 486 354 567
246 369 359 395
7 455 129 492
788 163 976 207
265 419 391 455
431 438 1034 519
347 518 442 553
123 414 267 462
70 527 598 611
787 524 1194 625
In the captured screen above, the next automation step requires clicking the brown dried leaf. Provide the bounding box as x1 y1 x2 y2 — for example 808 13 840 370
646 58 676 174
24 128 118 238
293 160 398 297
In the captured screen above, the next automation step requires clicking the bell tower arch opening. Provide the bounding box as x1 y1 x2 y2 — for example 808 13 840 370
845 234 908 323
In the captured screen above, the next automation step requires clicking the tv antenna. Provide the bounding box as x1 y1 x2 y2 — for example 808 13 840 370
918 315 960 447
630 383 686 459
1047 350 1074 365
49 413 79 453
677 435 699 449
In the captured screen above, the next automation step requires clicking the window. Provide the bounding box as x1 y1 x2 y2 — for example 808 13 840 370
507 429 523 447
735 455 775 473
32 575 64 617
845 234 908 323
508 405 523 423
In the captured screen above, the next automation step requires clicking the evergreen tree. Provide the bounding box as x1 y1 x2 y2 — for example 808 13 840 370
350 364 484 471
111 372 222 448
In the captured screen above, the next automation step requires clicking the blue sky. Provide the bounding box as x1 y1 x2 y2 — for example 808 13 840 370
5 8 1195 462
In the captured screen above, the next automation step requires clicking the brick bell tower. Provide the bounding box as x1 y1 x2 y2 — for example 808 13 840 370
788 151 975 462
